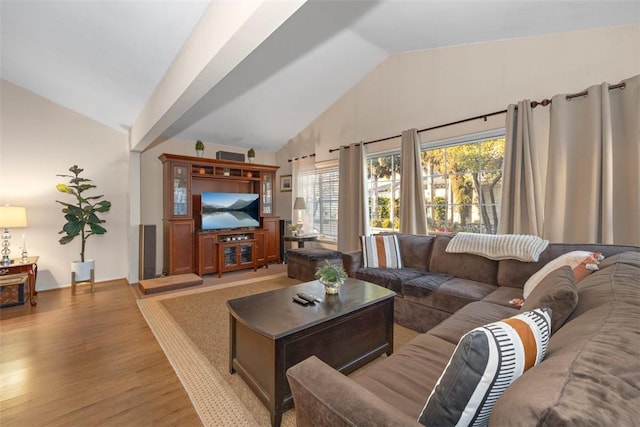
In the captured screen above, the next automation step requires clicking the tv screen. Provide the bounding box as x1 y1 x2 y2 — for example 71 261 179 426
201 192 260 230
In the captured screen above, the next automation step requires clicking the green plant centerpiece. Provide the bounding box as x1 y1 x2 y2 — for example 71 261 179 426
247 147 255 162
315 260 347 294
56 165 111 264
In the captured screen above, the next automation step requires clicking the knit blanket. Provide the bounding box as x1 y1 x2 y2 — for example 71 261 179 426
446 232 549 262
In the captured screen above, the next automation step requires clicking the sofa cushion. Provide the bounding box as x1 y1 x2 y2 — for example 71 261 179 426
521 266 578 334
522 251 602 298
568 262 640 320
355 267 425 294
418 308 552 427
429 235 499 285
428 301 519 345
490 302 640 427
400 273 453 299
598 250 640 270
361 235 403 268
421 278 497 314
481 286 524 308
396 233 436 271
446 232 549 262
354 333 456 419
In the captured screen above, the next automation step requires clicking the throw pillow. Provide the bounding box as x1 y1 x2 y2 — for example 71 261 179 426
522 251 603 299
521 266 577 334
418 307 551 427
598 251 640 270
361 235 402 269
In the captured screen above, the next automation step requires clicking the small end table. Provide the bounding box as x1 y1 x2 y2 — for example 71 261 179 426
283 234 317 249
0 256 38 306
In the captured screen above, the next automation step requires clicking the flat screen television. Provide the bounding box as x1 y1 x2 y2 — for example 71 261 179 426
200 192 260 230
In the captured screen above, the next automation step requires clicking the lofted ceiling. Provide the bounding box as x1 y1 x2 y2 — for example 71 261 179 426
1 0 638 153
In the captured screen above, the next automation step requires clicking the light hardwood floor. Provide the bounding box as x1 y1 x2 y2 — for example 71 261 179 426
1 264 288 426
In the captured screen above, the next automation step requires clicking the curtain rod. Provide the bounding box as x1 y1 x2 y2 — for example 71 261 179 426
566 82 625 100
326 81 625 154
288 153 316 163
327 99 554 153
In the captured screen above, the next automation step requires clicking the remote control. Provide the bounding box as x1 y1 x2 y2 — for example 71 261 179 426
292 295 309 305
297 292 322 303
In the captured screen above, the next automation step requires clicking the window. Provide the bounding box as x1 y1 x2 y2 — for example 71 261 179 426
366 131 505 234
297 166 339 241
367 153 401 233
423 133 504 234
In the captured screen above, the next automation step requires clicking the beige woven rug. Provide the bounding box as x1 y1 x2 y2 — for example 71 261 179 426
137 273 419 426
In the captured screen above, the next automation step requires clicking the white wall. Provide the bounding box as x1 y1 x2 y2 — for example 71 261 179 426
139 139 276 276
0 80 130 291
276 24 640 217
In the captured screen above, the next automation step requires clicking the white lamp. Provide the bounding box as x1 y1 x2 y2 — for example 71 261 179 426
293 197 306 235
0 206 28 266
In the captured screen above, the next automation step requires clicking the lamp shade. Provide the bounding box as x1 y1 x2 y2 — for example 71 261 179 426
293 197 306 210
0 206 27 228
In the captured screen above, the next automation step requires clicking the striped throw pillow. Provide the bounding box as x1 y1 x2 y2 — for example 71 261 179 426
361 235 403 269
418 307 551 427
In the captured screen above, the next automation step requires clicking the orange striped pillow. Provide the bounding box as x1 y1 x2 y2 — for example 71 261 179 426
361 235 403 269
419 307 551 426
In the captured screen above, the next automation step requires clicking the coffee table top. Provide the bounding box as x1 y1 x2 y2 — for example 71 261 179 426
227 278 395 339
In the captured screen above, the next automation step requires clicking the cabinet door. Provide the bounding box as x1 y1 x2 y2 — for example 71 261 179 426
261 172 274 215
262 217 280 264
196 233 217 275
255 230 266 264
169 163 191 219
168 220 194 275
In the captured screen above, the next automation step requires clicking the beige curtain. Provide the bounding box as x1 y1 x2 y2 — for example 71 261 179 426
498 101 545 236
399 128 427 234
292 156 315 235
338 142 370 252
543 75 639 245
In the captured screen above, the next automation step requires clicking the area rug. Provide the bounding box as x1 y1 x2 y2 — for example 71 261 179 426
137 273 419 426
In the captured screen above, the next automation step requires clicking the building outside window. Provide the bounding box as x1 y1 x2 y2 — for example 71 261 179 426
367 131 505 234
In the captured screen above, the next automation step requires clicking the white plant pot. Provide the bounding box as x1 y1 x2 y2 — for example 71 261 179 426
196 149 204 158
248 157 255 163
72 259 95 281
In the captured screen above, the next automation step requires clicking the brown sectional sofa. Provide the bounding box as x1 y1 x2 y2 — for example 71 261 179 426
287 234 640 426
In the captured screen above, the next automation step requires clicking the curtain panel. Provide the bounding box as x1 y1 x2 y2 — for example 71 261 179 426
292 156 315 235
543 75 639 245
498 101 545 236
338 143 370 252
399 128 427 234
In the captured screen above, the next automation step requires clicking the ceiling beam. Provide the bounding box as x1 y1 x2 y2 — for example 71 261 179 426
129 0 306 152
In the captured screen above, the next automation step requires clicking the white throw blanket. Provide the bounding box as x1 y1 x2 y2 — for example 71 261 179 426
446 232 549 262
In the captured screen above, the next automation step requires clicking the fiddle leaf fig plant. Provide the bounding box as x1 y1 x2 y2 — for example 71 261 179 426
56 165 111 262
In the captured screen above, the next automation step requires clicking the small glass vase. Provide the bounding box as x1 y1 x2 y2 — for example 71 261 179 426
319 277 344 294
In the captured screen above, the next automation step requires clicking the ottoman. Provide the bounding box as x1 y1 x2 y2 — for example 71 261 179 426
287 248 343 282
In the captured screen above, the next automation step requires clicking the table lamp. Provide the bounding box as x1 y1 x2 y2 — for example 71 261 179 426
293 197 306 235
0 206 28 266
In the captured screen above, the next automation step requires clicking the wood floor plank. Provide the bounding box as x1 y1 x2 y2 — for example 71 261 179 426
0 278 203 426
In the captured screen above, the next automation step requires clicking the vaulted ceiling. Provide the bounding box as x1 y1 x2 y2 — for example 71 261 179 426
1 0 638 153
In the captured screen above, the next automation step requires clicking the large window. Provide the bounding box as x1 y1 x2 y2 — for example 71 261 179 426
367 132 505 234
297 166 339 241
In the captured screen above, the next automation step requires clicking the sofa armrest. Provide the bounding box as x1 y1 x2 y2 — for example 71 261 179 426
342 250 363 277
286 356 421 427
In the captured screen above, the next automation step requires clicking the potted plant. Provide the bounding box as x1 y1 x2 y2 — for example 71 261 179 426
287 223 299 236
195 140 205 157
56 165 111 282
315 260 348 294
223 167 230 176
247 148 255 163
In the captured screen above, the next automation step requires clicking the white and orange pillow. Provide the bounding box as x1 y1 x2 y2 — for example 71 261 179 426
361 235 403 269
523 251 604 299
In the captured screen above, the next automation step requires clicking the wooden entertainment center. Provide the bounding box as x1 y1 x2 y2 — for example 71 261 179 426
159 153 280 277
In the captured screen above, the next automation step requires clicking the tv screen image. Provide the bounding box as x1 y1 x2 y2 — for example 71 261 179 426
201 192 260 230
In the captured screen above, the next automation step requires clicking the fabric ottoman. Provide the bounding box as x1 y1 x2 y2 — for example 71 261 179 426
287 248 343 282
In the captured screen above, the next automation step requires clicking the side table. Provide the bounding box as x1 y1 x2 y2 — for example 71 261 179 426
0 256 39 306
283 234 318 249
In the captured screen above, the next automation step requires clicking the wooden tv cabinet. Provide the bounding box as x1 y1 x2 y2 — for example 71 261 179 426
159 153 280 276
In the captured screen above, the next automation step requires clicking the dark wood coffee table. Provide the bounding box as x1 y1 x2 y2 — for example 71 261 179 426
227 278 395 427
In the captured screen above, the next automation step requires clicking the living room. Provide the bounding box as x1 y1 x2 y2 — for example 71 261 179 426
1 1 639 425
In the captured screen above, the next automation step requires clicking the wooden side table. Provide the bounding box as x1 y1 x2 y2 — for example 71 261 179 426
283 235 317 248
0 256 39 306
